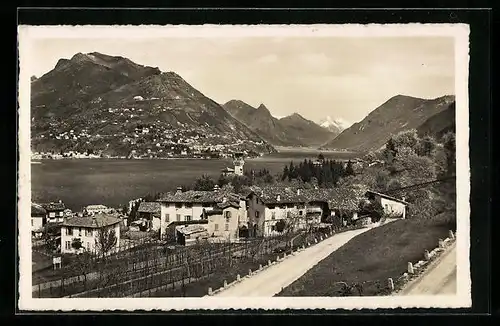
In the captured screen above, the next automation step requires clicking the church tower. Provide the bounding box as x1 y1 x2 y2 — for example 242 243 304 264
233 152 245 176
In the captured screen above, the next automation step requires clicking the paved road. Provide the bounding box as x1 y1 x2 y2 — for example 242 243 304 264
398 243 457 295
214 227 374 297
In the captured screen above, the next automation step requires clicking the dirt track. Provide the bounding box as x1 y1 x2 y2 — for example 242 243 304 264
213 227 373 297
398 243 457 295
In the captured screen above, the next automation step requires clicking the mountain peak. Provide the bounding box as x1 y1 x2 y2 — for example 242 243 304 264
257 103 268 111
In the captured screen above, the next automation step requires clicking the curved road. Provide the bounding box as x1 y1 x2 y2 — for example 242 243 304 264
213 227 374 297
398 243 457 295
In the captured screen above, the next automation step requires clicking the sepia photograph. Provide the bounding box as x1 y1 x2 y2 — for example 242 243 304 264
17 23 471 311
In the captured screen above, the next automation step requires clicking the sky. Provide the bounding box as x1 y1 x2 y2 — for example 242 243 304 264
28 36 455 124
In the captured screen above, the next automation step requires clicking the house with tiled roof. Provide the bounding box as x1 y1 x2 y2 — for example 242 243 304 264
41 201 66 223
245 185 369 236
137 201 161 231
156 185 248 242
364 190 409 219
60 213 121 254
31 203 47 238
202 200 241 241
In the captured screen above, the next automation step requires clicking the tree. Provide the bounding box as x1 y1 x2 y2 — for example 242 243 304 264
393 129 420 152
42 223 60 253
71 238 83 251
74 251 93 290
281 165 289 181
275 219 286 233
193 174 216 191
442 132 456 176
95 227 118 257
383 138 398 163
345 160 355 176
318 153 325 161
417 135 437 157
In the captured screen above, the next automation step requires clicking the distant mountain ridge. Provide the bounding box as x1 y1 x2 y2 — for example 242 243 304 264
320 94 456 152
222 100 336 147
31 52 276 157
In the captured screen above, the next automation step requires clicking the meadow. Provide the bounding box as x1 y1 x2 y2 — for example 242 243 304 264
31 150 359 211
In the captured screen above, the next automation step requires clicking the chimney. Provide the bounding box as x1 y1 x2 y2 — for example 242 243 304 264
176 186 183 194
276 195 281 202
401 195 406 202
296 189 301 195
222 196 227 203
58 199 62 203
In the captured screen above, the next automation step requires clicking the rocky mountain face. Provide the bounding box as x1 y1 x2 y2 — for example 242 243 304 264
320 94 456 153
417 101 456 140
31 52 276 157
222 100 334 147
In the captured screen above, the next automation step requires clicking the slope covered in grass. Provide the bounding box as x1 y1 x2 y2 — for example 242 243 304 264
277 216 452 296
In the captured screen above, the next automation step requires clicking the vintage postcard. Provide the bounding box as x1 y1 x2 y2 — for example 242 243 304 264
18 23 471 311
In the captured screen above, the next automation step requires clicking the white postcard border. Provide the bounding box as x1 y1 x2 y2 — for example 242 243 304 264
17 23 471 311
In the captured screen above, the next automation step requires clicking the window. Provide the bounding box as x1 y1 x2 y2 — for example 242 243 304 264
65 241 71 250
86 242 90 250
79 228 82 236
67 228 73 236
280 205 286 209
59 212 64 216
271 212 276 220
185 215 192 222
225 211 231 219
214 224 219 231
49 212 55 218
299 210 303 216
176 214 181 221
255 211 260 218
175 203 183 208
297 204 305 209
165 214 170 222
268 205 276 209
85 229 92 237
225 223 229 231
31 220 34 226
185 203 193 208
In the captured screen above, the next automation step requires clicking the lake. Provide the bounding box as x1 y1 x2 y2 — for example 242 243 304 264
31 150 359 211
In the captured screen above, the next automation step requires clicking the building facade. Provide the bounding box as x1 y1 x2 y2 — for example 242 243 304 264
60 214 121 254
41 201 66 223
156 186 247 241
31 203 47 238
365 191 409 219
84 204 114 216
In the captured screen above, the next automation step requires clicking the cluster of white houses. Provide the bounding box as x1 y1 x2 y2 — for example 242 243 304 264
31 185 409 253
137 184 409 245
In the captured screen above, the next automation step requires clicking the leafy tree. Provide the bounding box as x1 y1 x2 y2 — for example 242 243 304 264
417 135 437 157
442 132 456 176
275 219 286 233
383 137 398 163
71 238 83 251
95 227 118 257
318 153 325 161
345 160 355 176
393 129 420 152
193 174 216 191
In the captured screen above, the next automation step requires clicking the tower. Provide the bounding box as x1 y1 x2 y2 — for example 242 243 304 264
233 152 245 176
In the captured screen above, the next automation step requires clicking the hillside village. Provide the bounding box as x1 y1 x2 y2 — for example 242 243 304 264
29 51 457 299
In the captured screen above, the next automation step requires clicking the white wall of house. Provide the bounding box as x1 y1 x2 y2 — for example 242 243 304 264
47 211 64 223
262 203 307 236
31 216 44 234
207 207 239 241
60 224 120 254
378 197 406 218
159 202 213 238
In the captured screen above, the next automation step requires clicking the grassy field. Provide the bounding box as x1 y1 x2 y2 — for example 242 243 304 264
277 216 454 297
31 151 360 211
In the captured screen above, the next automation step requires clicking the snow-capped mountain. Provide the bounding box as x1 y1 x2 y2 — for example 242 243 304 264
318 116 352 133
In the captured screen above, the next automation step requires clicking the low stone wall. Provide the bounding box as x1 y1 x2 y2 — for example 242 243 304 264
389 229 456 294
